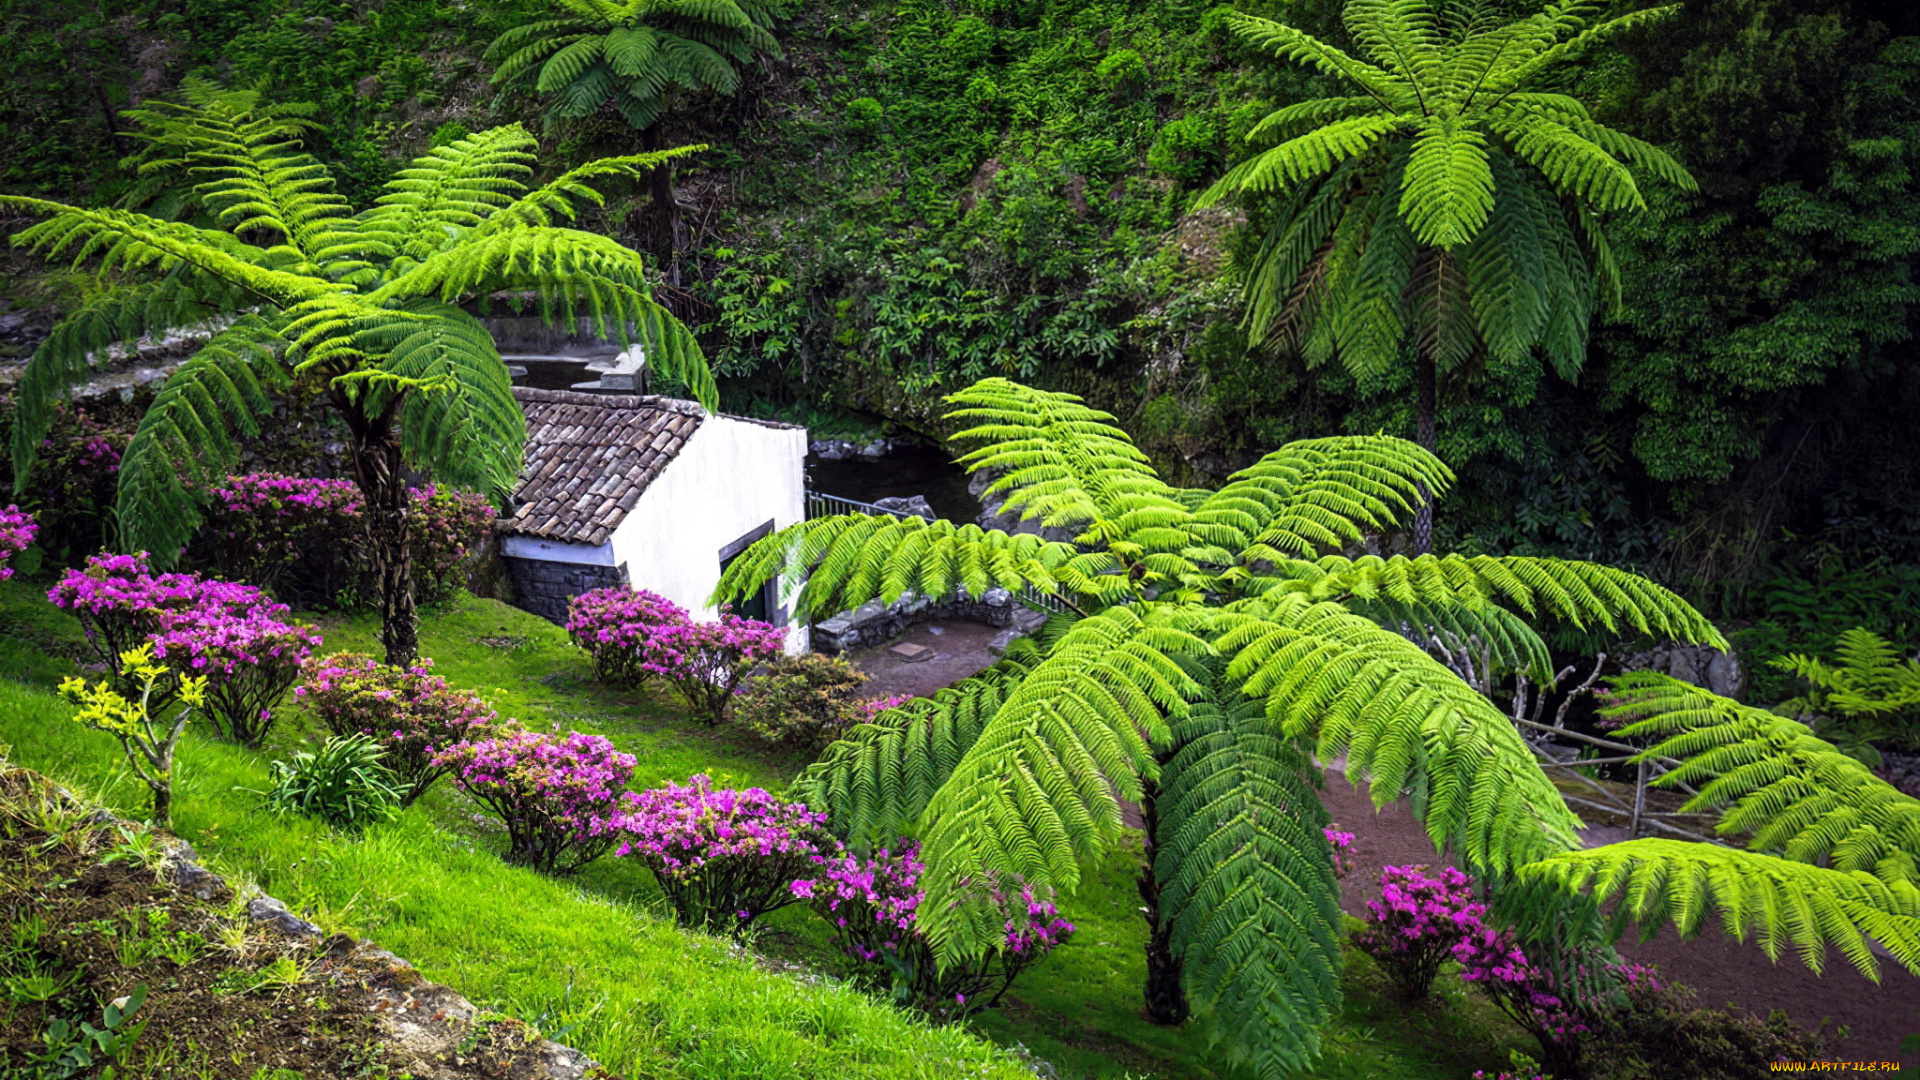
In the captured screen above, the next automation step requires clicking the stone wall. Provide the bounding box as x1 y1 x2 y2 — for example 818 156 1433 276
502 557 628 623
812 586 1048 654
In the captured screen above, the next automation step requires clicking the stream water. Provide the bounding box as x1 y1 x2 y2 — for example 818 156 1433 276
805 443 981 524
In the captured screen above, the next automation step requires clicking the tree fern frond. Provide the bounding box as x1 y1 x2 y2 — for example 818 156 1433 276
1223 13 1410 106
1400 113 1495 247
116 316 289 564
1219 594 1582 870
1504 840 1920 981
946 378 1186 533
710 514 1076 622
355 126 540 264
916 607 1215 957
1201 435 1452 557
791 641 1045 850
1602 673 1920 884
1156 688 1343 1078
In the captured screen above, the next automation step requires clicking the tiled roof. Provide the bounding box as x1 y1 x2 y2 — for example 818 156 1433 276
501 387 705 545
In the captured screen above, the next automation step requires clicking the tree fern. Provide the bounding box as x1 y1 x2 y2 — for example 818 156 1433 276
9 88 712 665
710 376 1758 1076
1202 0 1697 551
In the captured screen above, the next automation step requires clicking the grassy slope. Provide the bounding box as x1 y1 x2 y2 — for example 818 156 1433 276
0 580 1528 1079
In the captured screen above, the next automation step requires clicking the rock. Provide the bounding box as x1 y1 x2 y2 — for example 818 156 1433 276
1621 642 1744 700
889 642 934 662
247 896 322 941
873 495 935 520
858 439 890 459
987 628 1025 656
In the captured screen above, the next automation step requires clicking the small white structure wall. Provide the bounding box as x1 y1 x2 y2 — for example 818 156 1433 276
608 415 809 653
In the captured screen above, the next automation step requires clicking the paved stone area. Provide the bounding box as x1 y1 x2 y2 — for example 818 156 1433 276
845 619 1002 700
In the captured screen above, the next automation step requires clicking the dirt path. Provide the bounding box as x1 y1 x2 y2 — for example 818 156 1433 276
843 619 1002 700
1321 773 1920 1068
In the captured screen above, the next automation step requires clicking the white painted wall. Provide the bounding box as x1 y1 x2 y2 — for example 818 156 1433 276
608 414 810 653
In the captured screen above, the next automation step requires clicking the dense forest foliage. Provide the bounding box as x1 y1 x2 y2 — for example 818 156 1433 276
3 0 1917 669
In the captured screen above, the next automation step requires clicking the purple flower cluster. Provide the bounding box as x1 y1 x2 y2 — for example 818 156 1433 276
1455 927 1662 1068
789 840 1075 1023
0 505 37 580
407 486 497 604
856 693 913 722
1354 864 1487 1001
565 587 786 724
296 652 508 804
610 774 829 932
49 552 319 745
437 729 636 874
1323 824 1356 879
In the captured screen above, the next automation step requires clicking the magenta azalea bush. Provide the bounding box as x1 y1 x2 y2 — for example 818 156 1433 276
50 552 319 745
1353 864 1486 1001
195 473 362 591
0 505 37 579
565 587 690 688
610 774 829 932
438 730 635 874
565 587 785 724
296 652 508 804
1455 928 1661 1076
187 473 494 606
790 840 1075 1024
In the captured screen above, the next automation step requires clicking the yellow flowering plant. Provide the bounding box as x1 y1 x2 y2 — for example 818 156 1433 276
59 644 207 829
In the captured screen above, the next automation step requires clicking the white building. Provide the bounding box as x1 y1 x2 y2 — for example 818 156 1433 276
498 387 809 652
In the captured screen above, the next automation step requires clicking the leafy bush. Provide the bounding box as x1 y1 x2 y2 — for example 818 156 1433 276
1352 864 1485 1002
49 552 320 746
564 587 786 723
295 652 507 804
0 505 37 579
1773 627 1920 765
736 653 871 752
1094 48 1147 93
262 734 404 831
1579 981 1828 1080
440 730 636 875
1146 115 1216 185
407 486 497 605
844 96 884 136
790 840 1074 1024
611 774 829 933
3 403 130 566
58 643 207 829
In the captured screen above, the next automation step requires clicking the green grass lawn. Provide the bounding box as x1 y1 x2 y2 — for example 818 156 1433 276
0 578 1530 1079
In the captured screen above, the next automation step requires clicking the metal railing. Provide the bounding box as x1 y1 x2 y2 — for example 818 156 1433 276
803 488 1072 616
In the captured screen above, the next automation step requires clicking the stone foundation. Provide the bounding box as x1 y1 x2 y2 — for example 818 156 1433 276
503 557 628 623
813 587 1050 654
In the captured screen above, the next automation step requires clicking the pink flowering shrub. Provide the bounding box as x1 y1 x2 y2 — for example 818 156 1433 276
185 474 494 606
790 840 1075 1024
296 652 509 804
13 403 130 564
1353 864 1486 1001
565 587 689 687
49 552 319 745
1454 929 1662 1076
0 505 37 579
437 730 635 874
193 473 363 592
610 774 829 932
564 587 785 724
407 486 497 605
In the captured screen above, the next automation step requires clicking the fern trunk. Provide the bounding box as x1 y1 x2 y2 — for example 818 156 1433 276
1138 783 1190 1026
643 126 683 280
1413 347 1436 555
342 398 420 668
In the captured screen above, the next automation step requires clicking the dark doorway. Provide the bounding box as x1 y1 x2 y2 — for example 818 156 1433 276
719 520 779 625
